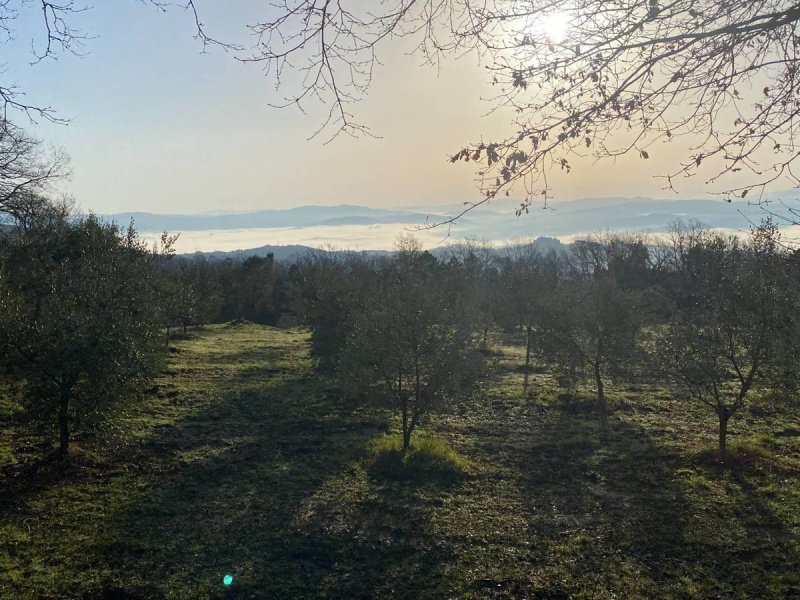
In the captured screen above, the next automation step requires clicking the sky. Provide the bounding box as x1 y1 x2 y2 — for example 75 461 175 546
1 1 751 217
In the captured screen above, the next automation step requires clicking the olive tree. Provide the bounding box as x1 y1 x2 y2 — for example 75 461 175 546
497 244 562 372
229 255 278 323
541 274 643 413
160 270 196 343
441 240 498 348
338 238 481 451
657 223 797 452
537 238 647 413
0 202 173 455
286 249 378 371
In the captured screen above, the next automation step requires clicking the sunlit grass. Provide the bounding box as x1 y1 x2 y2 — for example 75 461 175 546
2 324 800 598
366 435 473 482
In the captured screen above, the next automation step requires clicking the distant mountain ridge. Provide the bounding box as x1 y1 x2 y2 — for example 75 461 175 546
99 191 799 253
181 237 570 262
103 204 432 231
103 196 780 235
182 244 391 262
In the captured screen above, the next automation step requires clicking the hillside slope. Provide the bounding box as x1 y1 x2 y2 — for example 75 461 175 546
2 324 800 598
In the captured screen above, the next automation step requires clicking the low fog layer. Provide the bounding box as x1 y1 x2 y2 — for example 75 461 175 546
127 193 800 253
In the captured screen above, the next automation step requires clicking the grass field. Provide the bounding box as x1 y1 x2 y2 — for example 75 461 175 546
2 323 800 598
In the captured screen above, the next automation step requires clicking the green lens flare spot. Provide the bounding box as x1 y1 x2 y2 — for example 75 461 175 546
223 574 233 586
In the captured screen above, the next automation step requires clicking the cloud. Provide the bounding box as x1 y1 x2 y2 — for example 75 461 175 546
141 223 452 253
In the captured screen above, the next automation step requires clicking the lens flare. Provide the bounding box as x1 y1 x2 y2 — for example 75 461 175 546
223 574 234 586
542 12 569 44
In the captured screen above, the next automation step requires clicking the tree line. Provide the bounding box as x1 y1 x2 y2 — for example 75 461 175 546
273 224 799 453
0 196 290 455
2 196 798 456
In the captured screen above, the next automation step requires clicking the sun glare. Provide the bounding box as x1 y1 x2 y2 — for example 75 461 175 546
541 12 569 44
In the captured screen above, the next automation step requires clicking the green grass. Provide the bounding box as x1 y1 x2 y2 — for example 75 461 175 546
366 435 473 483
2 324 800 598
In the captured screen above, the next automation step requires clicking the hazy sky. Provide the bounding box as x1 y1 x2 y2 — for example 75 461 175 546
3 2 767 215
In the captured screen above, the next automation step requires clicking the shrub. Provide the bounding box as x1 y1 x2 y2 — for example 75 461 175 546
365 435 472 483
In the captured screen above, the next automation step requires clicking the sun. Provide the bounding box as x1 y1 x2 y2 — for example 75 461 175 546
541 12 569 44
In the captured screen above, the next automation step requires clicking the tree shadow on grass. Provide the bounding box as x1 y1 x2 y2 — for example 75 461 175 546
83 379 465 599
8 327 800 600
504 399 800 598
680 445 800 596
2 324 460 600
284 458 466 599
517 407 687 595
91 378 375 595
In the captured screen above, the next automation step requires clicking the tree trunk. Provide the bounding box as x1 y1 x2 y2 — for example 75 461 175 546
406 409 420 451
58 384 71 456
594 360 607 414
402 426 412 452
166 326 170 347
482 326 488 347
718 410 729 453
401 398 410 453
525 326 532 372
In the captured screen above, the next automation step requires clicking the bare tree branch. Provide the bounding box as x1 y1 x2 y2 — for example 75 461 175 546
233 0 800 223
